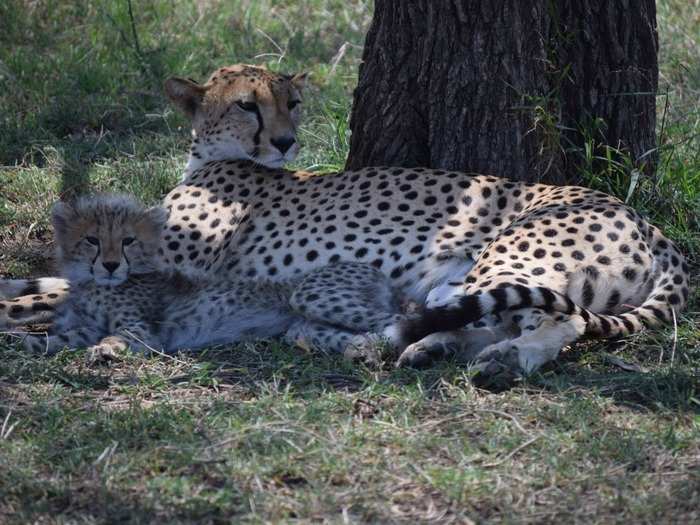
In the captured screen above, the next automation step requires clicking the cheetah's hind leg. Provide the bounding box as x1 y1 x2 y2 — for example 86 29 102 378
396 308 587 387
283 320 392 366
290 262 404 332
395 315 517 368
470 309 587 389
0 277 69 300
287 262 407 364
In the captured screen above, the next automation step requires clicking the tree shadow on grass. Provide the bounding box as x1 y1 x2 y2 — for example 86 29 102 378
1 334 698 416
3 459 246 524
507 338 699 414
530 365 700 414
58 154 92 199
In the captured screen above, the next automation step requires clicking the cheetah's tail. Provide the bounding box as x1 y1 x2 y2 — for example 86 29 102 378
0 277 70 328
0 277 68 300
400 230 690 344
577 227 690 337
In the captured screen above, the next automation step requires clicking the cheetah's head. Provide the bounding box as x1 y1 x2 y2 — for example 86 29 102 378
51 195 168 286
165 64 306 168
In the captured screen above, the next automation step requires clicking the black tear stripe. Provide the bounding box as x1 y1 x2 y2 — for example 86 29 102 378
252 104 264 148
91 242 101 268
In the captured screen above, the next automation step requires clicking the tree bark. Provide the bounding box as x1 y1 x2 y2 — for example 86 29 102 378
346 0 658 185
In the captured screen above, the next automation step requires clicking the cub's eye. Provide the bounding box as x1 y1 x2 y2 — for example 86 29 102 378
122 237 136 246
236 100 258 112
287 100 300 110
85 236 100 246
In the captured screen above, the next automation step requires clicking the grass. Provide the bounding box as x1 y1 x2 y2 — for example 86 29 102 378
0 0 699 522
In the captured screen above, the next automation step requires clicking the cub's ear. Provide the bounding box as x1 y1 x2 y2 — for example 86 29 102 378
290 72 308 91
51 201 76 239
134 206 169 241
146 206 170 226
164 77 208 117
143 206 169 228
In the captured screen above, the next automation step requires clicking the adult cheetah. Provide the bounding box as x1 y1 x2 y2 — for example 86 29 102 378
4 64 690 379
158 64 688 377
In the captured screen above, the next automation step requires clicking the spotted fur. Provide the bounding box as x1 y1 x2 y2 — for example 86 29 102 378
3 64 689 379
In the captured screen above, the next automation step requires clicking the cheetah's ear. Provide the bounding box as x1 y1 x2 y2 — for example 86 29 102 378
144 206 169 227
164 77 208 118
134 206 168 242
290 72 308 91
51 201 76 240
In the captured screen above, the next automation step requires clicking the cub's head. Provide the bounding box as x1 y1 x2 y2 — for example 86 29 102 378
165 64 306 168
51 195 168 286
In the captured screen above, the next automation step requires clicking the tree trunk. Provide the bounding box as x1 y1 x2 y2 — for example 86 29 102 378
346 0 658 185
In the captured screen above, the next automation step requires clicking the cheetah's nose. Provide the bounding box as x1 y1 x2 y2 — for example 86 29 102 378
270 136 296 155
102 261 120 274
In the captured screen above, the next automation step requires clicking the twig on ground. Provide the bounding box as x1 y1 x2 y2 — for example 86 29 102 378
1 410 18 440
122 329 190 366
473 408 533 436
482 435 541 468
254 27 286 63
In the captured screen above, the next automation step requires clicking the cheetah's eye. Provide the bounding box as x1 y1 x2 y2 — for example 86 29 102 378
85 236 100 246
236 100 258 112
287 100 300 110
122 237 136 246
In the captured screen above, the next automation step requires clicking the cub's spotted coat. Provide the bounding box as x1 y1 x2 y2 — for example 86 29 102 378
2 64 690 379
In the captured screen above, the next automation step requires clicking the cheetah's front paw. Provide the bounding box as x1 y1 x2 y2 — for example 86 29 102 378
396 338 460 369
470 343 524 390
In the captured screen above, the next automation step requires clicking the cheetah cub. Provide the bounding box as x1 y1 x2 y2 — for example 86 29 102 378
0 195 415 359
0 195 178 356
0 195 293 356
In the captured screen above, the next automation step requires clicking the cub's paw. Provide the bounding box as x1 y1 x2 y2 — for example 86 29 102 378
86 345 122 364
343 334 390 368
